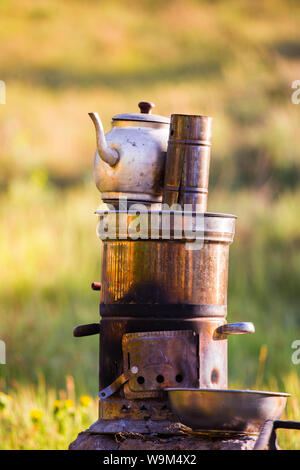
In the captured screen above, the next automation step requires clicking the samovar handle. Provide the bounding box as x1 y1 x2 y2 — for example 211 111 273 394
73 323 100 337
214 322 255 339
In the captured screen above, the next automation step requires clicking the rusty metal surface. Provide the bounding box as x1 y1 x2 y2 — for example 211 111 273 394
99 373 128 400
97 212 235 316
97 211 235 396
100 303 227 318
166 389 289 433
197 318 227 389
163 114 213 211
99 397 174 421
99 318 228 393
100 241 231 307
122 330 198 399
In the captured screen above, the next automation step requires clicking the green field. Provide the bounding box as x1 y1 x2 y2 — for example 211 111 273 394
0 0 300 449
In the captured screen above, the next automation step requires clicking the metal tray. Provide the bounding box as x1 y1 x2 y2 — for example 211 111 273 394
166 388 290 433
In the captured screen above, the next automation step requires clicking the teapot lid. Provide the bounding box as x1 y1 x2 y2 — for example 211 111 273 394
112 101 170 124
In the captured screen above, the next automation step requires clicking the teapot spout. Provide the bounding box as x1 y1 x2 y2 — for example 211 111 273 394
88 112 119 167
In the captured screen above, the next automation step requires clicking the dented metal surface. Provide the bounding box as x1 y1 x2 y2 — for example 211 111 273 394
90 102 170 203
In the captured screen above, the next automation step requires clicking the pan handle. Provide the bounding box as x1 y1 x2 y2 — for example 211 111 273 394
254 419 300 450
73 323 100 337
214 322 255 339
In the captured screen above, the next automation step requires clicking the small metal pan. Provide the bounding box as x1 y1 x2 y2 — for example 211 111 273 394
166 388 290 433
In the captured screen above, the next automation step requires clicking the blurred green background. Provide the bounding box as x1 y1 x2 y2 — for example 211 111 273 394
0 0 300 418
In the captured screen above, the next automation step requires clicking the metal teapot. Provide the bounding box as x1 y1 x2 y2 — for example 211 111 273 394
89 101 170 204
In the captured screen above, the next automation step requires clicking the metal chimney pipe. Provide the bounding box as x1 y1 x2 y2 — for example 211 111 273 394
162 114 213 211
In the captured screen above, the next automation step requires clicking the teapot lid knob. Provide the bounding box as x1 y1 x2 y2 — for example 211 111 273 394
138 101 155 114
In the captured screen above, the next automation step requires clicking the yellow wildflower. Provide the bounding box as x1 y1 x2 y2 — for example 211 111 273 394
30 409 44 423
80 395 92 407
0 392 11 411
64 399 74 409
53 399 62 414
64 399 75 417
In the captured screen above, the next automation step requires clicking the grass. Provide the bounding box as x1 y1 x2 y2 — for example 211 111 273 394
0 0 300 450
0 178 101 394
0 375 98 450
0 372 299 449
